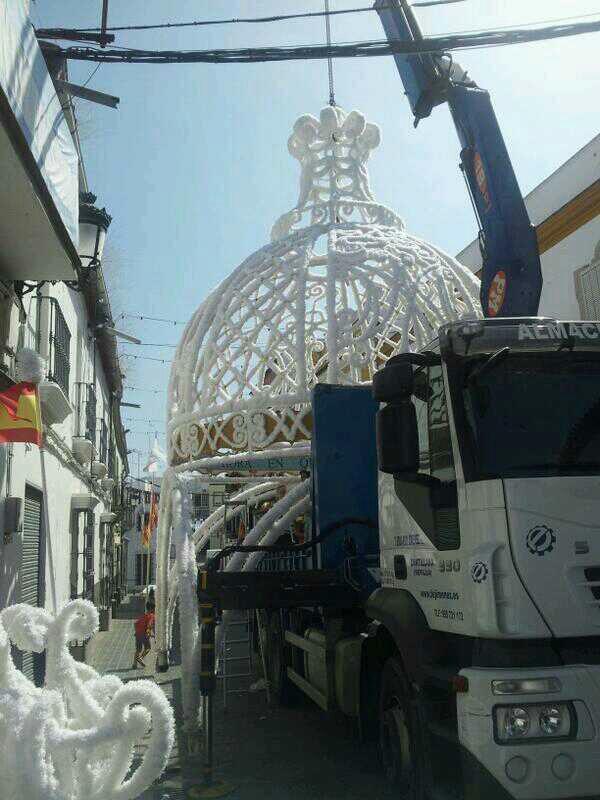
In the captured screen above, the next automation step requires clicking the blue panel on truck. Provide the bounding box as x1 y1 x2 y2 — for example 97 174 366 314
311 384 380 594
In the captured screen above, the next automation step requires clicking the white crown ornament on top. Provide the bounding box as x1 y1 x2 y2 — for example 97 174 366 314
167 106 481 463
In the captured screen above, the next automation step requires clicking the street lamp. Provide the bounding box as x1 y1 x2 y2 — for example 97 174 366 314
78 192 112 270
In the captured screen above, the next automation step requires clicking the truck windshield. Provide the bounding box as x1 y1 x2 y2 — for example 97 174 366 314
461 353 600 479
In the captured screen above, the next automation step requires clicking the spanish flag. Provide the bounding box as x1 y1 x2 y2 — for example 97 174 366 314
142 487 159 547
0 382 42 446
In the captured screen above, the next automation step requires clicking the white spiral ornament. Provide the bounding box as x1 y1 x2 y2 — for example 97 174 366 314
0 600 175 800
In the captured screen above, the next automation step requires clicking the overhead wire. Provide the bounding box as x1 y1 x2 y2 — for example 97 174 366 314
117 312 185 325
61 5 394 34
124 385 165 394
120 352 172 363
56 18 600 64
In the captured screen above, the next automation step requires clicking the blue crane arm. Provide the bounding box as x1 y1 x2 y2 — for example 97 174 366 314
374 0 542 317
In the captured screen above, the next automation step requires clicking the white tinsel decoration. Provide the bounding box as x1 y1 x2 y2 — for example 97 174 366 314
0 600 175 800
15 348 45 384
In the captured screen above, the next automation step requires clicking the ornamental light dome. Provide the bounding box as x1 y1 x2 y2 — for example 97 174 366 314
168 106 480 463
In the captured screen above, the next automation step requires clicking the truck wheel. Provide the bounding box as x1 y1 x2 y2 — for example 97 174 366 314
379 656 425 799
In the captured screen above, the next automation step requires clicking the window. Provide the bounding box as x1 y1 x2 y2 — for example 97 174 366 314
108 441 116 477
575 251 600 319
99 419 108 464
83 512 95 600
86 384 96 444
462 353 600 480
395 365 459 550
192 492 210 519
47 300 71 395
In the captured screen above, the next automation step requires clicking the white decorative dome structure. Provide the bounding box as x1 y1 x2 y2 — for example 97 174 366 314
157 107 482 731
167 106 480 464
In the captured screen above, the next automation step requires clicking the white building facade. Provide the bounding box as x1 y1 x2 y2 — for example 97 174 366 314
457 135 600 319
0 1 129 683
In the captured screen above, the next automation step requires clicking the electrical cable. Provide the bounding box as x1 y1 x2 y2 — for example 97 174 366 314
137 342 178 347
120 352 172 363
117 312 185 325
82 62 102 87
124 385 165 394
56 18 600 64
59 5 393 34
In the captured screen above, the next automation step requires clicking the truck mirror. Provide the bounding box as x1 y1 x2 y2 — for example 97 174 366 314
373 361 414 403
376 401 419 475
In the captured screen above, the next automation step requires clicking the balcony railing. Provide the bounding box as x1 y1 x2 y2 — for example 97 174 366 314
83 511 95 601
75 381 97 446
108 441 115 477
99 418 108 464
47 299 71 396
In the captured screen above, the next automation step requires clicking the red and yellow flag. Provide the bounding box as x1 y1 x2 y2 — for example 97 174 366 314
0 382 42 445
237 518 246 543
142 487 159 547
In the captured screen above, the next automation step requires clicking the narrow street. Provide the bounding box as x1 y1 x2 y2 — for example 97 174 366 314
87 595 388 800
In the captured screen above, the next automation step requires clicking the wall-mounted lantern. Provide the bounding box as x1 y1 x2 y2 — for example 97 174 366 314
78 192 112 271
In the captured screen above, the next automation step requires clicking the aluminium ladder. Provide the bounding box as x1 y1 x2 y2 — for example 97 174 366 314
219 610 253 709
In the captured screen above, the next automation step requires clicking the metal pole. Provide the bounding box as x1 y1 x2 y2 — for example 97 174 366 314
198 595 216 786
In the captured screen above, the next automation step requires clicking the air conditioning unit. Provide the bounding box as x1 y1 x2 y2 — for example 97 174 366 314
101 477 115 493
38 380 72 425
72 436 94 465
91 460 107 479
71 493 100 512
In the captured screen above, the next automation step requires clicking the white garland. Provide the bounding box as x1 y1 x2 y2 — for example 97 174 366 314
0 600 175 800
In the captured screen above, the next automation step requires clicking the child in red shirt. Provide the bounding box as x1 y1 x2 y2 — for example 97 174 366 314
133 602 155 668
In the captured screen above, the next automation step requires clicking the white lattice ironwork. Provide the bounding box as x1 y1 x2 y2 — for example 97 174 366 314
158 106 482 730
167 106 480 463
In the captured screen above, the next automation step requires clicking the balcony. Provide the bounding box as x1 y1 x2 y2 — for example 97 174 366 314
39 299 72 425
72 381 96 464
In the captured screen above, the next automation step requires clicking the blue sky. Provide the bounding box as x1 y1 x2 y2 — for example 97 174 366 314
36 0 600 473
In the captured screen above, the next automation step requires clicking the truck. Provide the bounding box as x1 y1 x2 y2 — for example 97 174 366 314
199 315 600 800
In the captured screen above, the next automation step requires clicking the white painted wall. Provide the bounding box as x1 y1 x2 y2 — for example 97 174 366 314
0 280 125 614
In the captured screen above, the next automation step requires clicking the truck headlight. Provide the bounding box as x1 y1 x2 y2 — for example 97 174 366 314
504 707 530 738
539 706 569 737
495 703 575 743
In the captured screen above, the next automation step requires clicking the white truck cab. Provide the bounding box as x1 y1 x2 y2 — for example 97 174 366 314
369 317 600 800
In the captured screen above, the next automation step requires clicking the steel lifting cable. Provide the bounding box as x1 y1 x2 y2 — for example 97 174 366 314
324 0 335 107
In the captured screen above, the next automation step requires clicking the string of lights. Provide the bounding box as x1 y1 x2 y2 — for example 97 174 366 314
54 18 600 64
117 312 185 325
137 342 178 347
120 352 172 363
123 385 165 394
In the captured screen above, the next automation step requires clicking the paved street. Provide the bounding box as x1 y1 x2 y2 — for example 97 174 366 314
87 595 389 800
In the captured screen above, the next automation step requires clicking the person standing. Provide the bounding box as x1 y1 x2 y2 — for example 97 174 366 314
133 602 155 668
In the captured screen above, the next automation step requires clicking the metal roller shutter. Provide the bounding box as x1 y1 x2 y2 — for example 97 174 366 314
21 486 45 685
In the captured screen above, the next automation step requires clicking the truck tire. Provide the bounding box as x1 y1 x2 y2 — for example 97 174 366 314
379 656 426 800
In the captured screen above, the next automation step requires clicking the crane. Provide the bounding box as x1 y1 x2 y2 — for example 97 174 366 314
375 0 543 318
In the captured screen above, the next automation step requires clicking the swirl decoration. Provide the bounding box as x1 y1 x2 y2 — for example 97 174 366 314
0 600 174 800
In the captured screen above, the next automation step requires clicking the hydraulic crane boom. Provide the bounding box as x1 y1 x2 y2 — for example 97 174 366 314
375 0 542 317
